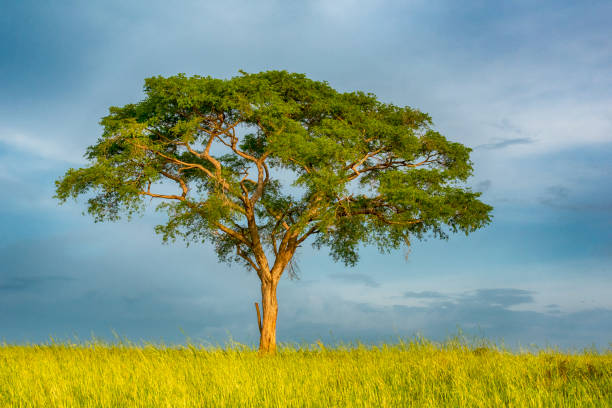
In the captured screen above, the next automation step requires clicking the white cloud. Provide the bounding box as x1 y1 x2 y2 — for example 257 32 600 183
427 60 612 155
0 131 86 164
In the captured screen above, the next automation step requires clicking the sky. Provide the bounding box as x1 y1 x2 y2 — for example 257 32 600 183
1 0 611 350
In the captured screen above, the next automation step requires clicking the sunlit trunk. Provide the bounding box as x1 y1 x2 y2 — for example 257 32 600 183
258 279 279 354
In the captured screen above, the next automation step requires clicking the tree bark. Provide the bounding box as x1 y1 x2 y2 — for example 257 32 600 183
255 232 297 354
258 279 279 354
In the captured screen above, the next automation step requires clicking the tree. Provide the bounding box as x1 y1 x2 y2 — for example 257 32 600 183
55 70 493 353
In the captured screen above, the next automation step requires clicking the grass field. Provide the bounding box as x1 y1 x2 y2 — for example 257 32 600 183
0 336 610 407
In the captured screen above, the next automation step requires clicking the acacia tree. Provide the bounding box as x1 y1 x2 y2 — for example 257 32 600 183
55 70 492 353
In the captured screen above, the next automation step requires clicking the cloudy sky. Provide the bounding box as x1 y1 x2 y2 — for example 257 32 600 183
1 0 611 350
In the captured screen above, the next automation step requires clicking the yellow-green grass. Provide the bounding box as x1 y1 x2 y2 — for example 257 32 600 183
0 337 610 407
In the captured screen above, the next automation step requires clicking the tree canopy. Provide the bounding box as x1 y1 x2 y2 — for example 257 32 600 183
55 70 493 352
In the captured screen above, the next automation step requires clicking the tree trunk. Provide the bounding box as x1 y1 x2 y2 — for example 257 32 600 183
258 279 278 354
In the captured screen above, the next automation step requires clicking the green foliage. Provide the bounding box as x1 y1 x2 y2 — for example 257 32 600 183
55 70 493 270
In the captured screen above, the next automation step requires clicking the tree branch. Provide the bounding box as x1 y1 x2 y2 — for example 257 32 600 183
236 245 261 275
138 191 186 201
216 222 251 247
181 138 228 188
344 147 385 177
160 170 189 198
270 232 279 257
297 225 319 245
287 157 312 174
251 152 270 205
346 152 436 181
130 141 231 190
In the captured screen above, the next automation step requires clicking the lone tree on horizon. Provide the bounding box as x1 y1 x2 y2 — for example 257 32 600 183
55 70 493 353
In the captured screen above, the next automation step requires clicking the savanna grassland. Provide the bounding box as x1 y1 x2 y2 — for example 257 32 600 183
0 337 610 407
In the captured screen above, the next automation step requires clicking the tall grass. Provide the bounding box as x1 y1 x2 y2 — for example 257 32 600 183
0 336 610 407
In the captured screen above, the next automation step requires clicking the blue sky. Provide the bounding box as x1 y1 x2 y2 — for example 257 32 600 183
1 0 611 349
